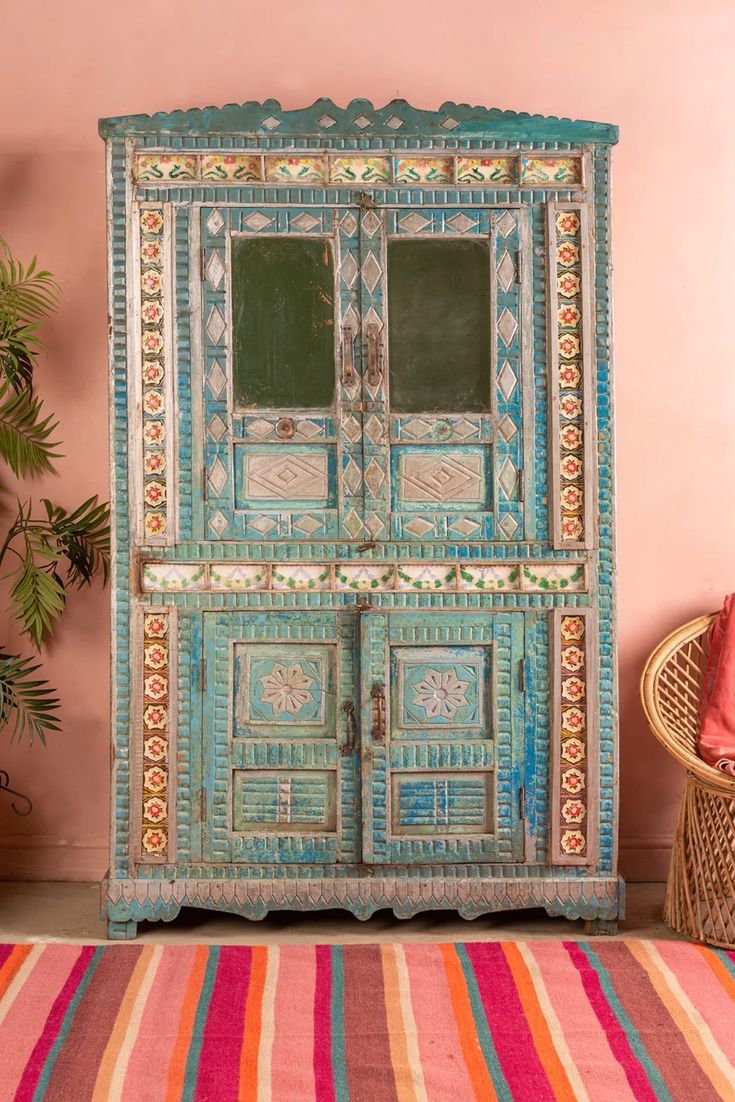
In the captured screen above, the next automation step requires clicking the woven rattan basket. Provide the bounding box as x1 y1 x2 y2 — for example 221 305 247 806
641 612 735 948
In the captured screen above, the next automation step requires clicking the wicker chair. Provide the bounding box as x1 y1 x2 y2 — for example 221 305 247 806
641 612 735 948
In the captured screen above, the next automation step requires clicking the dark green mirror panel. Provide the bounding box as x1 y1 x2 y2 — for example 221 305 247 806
387 239 491 413
232 237 336 410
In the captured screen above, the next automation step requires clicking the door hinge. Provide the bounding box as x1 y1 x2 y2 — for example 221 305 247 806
519 786 526 819
201 658 208 693
199 247 206 282
202 465 208 501
199 787 207 822
518 468 524 503
518 658 526 693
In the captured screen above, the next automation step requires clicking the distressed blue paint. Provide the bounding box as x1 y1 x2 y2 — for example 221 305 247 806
102 100 620 938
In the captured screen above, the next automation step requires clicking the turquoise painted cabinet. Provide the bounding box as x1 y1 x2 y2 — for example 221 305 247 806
99 99 621 938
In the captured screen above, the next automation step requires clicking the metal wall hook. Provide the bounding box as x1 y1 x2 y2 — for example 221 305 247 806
0 770 33 816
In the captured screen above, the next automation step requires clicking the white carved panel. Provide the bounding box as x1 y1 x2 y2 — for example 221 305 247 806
244 453 328 501
399 453 484 503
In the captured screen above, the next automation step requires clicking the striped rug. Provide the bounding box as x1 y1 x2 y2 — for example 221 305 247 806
1 941 735 1100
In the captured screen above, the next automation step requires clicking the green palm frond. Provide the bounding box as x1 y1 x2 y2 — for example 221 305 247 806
0 651 60 744
0 380 60 478
0 238 60 324
42 496 111 586
9 553 66 648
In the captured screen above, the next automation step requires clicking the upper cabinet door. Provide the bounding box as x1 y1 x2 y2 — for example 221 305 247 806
196 202 365 542
356 204 532 543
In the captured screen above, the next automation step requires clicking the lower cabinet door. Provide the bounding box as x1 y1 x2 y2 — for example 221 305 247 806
360 611 527 864
201 610 360 864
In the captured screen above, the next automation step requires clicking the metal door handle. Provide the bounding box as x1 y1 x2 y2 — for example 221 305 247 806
371 683 386 743
341 325 355 386
341 700 356 756
366 325 382 388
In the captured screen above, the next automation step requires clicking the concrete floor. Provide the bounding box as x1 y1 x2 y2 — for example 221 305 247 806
0 881 676 943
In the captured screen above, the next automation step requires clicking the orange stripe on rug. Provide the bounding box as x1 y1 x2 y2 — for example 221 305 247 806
439 943 498 1102
502 943 578 1102
239 944 268 1101
0 944 34 999
164 944 209 1102
381 944 418 1102
700 943 735 1001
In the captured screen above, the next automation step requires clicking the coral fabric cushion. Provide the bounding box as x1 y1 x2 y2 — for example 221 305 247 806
699 594 735 775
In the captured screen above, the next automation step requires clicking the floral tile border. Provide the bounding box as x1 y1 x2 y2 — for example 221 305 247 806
134 152 583 189
141 560 586 594
553 610 591 864
140 611 170 860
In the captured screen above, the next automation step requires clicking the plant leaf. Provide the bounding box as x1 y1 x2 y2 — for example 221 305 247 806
0 380 61 478
0 650 60 744
9 554 66 648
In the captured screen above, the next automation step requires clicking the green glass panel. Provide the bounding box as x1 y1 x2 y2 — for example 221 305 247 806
232 237 335 410
387 239 491 412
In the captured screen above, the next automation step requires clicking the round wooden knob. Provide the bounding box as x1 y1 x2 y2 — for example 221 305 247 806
275 417 296 440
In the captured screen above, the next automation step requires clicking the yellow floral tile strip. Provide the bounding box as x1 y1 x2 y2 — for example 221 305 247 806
393 157 454 184
141 611 170 859
557 613 588 860
139 208 167 540
521 157 581 185
201 154 261 181
265 156 327 183
554 208 585 544
330 157 391 184
456 157 517 184
135 154 198 182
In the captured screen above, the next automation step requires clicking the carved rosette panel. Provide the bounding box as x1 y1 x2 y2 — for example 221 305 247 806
549 205 591 548
140 611 171 859
552 610 593 864
139 207 169 541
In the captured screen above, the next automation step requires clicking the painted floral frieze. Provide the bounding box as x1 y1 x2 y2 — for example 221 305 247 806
139 207 168 541
557 614 590 860
553 207 586 545
141 611 170 858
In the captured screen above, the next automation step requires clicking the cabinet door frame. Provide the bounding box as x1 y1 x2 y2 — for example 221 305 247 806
360 609 527 865
200 609 360 865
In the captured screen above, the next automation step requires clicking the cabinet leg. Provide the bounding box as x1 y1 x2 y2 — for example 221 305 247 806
583 918 618 937
107 919 138 941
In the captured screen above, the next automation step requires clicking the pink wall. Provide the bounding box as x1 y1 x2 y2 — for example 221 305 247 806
1 0 733 882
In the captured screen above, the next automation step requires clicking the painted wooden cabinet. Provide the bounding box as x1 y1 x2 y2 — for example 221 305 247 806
99 99 621 939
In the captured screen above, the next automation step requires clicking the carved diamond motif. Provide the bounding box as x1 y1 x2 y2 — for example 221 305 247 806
341 414 362 443
498 457 518 499
452 419 480 440
209 510 229 536
498 361 518 401
293 515 323 536
249 515 277 536
206 306 226 345
205 250 225 290
496 250 516 293
353 114 372 129
343 509 364 539
243 211 273 232
399 213 431 234
262 116 281 130
386 115 404 129
449 517 482 537
206 360 226 399
361 253 382 294
404 516 435 538
291 212 321 233
495 211 516 238
365 513 386 538
361 211 381 237
342 458 362 495
363 415 384 444
318 114 337 128
497 307 518 347
497 414 518 442
208 458 228 497
446 213 477 234
208 414 227 442
402 454 483 503
246 454 327 500
340 212 358 236
441 116 460 130
401 418 432 440
297 420 322 439
340 252 359 289
245 418 274 439
364 458 386 496
498 513 519 539
206 209 225 236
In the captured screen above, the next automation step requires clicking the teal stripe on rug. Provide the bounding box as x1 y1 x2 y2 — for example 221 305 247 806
455 943 514 1100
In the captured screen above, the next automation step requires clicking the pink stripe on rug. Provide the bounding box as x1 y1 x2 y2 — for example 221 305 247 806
528 941 643 1101
271 944 317 1102
313 945 335 1102
193 946 252 1100
402 943 476 1102
121 945 200 1099
654 941 735 1067
0 945 79 1094
463 941 552 1101
13 945 96 1102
